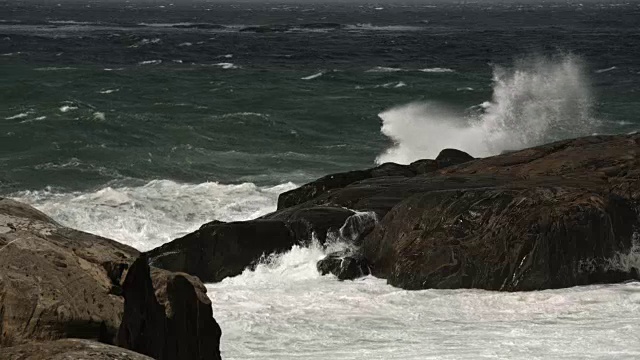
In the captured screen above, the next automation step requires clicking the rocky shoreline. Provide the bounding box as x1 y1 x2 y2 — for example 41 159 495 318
1 134 639 358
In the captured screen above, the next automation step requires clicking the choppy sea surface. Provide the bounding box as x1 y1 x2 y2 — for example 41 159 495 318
2 1 640 358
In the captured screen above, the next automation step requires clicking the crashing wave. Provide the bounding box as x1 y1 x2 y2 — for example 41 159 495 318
376 54 599 163
12 180 297 251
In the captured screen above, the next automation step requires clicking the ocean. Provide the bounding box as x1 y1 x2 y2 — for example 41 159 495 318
2 1 640 358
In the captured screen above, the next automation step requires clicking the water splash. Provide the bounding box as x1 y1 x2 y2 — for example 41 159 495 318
606 233 640 273
376 54 599 164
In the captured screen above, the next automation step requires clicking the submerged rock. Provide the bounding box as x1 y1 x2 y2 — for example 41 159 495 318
0 339 154 360
117 256 222 360
0 198 139 346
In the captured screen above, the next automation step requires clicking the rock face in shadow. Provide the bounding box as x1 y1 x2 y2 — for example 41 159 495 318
147 206 358 283
147 220 297 283
0 339 154 360
0 198 139 347
117 256 222 360
363 188 639 290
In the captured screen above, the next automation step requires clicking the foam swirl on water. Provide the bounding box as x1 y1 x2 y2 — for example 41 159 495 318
376 54 599 163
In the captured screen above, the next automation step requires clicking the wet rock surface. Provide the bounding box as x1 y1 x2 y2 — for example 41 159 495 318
146 219 298 283
363 187 639 290
148 134 640 291
317 251 370 281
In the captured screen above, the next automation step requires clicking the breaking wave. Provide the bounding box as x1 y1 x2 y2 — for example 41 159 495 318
376 54 599 163
12 180 297 251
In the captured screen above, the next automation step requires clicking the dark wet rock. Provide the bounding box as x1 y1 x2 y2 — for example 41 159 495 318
198 219 225 230
369 162 416 178
148 208 357 283
277 169 374 210
0 198 139 346
0 339 154 360
435 148 474 168
117 256 222 360
150 134 640 291
264 206 354 243
277 149 476 210
409 159 439 174
317 251 370 281
363 187 640 291
438 135 640 200
338 211 379 245
276 162 419 210
280 134 640 291
147 220 297 283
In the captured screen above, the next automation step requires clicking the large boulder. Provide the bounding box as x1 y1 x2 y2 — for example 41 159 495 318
0 198 139 346
117 256 222 360
0 198 223 360
147 220 297 283
363 187 639 291
0 339 154 360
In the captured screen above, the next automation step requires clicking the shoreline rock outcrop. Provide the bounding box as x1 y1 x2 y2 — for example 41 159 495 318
148 134 640 291
0 198 139 347
0 198 223 359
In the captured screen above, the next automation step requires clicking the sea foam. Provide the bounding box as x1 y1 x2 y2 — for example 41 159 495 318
376 54 598 163
12 180 297 251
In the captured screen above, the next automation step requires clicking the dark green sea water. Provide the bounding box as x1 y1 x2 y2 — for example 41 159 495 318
1 1 639 195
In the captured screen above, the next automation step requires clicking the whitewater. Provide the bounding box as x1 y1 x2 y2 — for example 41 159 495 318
376 55 599 164
10 54 640 358
11 178 640 359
